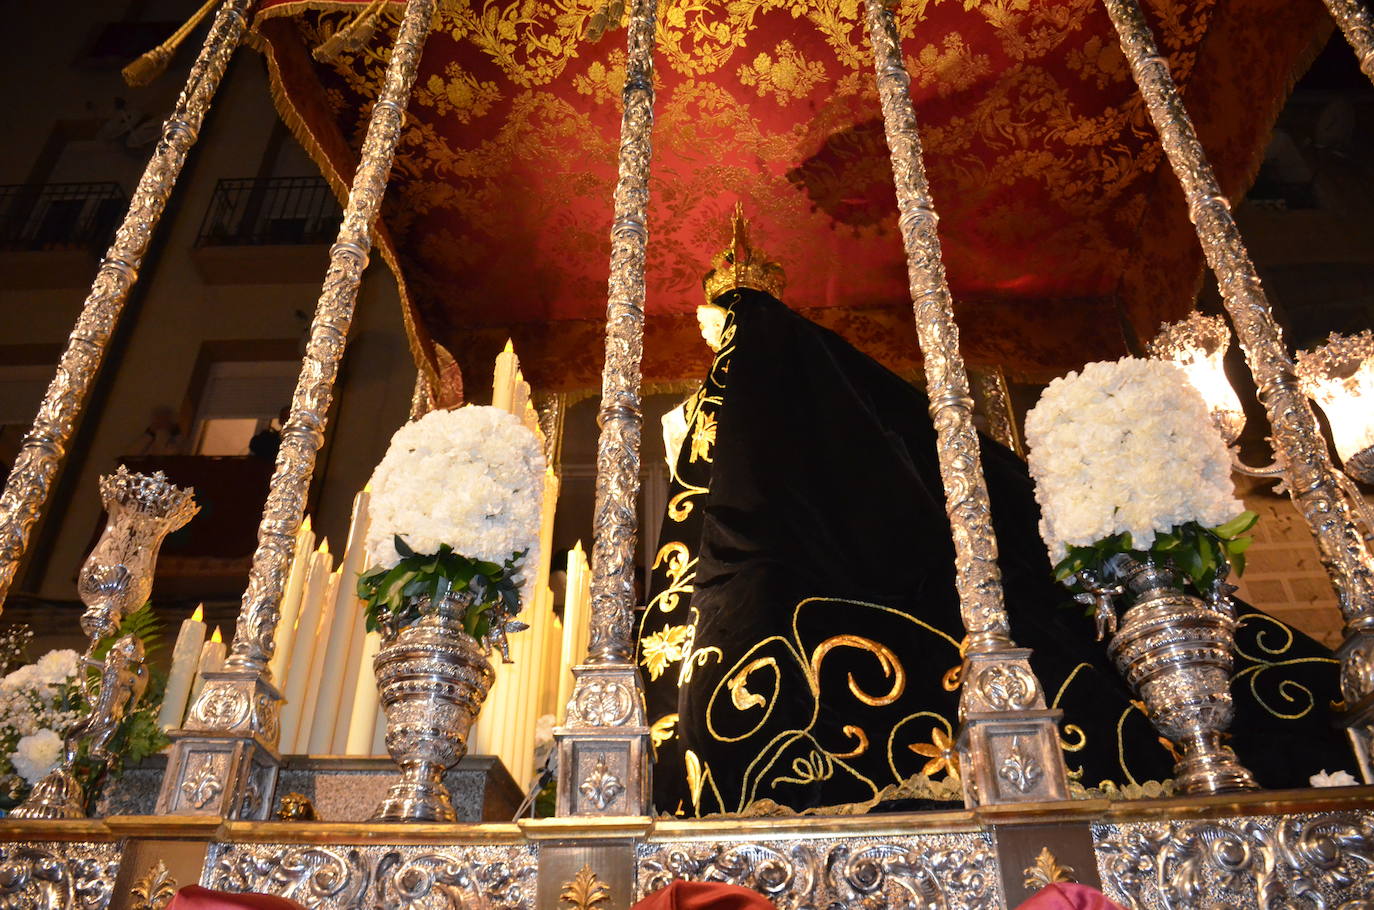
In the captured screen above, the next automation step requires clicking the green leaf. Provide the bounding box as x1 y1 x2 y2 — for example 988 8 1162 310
1211 511 1258 540
1231 551 1247 576
394 535 416 558
1226 536 1253 555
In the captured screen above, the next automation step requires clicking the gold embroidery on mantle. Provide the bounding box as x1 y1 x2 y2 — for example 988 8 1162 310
1023 847 1077 891
560 864 611 910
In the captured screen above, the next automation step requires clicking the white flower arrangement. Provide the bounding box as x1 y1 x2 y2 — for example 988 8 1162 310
360 406 546 652
1025 357 1245 565
364 405 546 574
0 648 83 802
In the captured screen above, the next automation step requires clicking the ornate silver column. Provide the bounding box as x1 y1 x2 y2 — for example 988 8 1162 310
1102 0 1374 781
156 0 440 818
554 0 658 817
863 0 1069 806
0 0 251 610
1324 0 1374 85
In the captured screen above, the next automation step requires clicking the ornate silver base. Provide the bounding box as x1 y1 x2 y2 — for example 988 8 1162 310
371 597 494 823
372 761 457 822
1106 559 1257 795
9 768 85 820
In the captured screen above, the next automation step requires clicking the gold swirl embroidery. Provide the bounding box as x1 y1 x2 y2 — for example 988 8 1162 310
650 714 679 754
648 542 695 613
808 634 905 706
834 724 869 759
668 483 709 521
941 664 962 691
684 749 723 815
1060 723 1087 752
770 749 834 789
1231 613 1339 720
728 657 777 711
1052 662 1094 708
908 726 960 781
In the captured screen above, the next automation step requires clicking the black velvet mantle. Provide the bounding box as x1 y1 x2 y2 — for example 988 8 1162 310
638 289 1350 817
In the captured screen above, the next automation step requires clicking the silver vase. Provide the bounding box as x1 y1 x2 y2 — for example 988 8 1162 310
372 592 495 822
13 466 197 820
1104 555 1258 795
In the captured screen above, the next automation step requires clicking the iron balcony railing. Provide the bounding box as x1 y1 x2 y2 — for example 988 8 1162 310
197 176 342 247
0 182 126 252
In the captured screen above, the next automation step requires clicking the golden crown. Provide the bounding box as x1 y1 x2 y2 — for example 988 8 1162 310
702 203 786 304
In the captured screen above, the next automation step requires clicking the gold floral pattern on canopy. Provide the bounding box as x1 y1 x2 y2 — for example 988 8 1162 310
250 0 1328 393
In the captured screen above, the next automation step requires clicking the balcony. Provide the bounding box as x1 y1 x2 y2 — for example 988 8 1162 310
192 176 343 285
0 182 126 288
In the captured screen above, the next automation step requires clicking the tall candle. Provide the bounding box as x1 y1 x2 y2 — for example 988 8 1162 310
269 515 315 688
278 542 332 753
557 541 591 720
344 631 382 755
492 340 517 412
294 568 340 753
190 626 226 703
157 604 207 730
310 491 369 754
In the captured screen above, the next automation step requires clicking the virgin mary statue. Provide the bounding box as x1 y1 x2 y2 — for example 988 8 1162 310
636 208 1352 818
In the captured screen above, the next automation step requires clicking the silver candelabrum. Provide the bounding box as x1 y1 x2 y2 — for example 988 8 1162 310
13 466 197 819
372 592 496 822
1080 554 1258 796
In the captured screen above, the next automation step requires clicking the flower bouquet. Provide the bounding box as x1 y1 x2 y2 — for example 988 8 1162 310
0 612 168 815
1025 357 1258 794
358 405 544 822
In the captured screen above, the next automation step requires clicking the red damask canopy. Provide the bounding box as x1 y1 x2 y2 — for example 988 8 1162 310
249 0 1328 395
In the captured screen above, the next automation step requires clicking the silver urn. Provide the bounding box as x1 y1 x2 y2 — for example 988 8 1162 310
372 592 495 822
1102 555 1258 795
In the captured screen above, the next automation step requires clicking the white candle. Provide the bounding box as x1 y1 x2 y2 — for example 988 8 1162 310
344 630 382 755
157 604 207 730
330 604 367 754
295 568 340 754
278 542 333 753
310 492 369 754
268 516 315 689
190 626 226 703
558 541 591 721
492 340 517 412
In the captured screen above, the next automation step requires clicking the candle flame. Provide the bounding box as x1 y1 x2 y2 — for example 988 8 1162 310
190 604 204 623
301 515 312 533
210 626 223 643
503 339 514 354
319 538 330 555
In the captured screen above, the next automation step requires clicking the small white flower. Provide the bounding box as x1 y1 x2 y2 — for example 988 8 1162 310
11 729 64 785
1309 769 1359 787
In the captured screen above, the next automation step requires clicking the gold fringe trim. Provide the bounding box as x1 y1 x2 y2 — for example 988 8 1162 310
122 0 222 87
245 14 444 401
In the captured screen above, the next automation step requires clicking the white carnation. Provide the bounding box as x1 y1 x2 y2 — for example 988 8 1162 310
1025 357 1244 563
11 729 63 785
364 406 546 583
34 649 79 686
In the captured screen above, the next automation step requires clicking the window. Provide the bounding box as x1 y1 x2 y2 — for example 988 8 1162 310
191 361 299 456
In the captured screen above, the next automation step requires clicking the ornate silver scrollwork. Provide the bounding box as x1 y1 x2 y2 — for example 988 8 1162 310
1094 812 1374 909
639 835 1000 908
0 842 120 910
976 666 1038 712
206 843 538 910
567 676 637 727
181 754 226 809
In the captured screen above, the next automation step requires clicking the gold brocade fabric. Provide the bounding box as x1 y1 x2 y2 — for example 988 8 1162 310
249 0 1329 392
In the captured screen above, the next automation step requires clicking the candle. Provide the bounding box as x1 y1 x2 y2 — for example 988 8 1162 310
157 604 207 730
558 541 591 720
492 340 516 412
268 515 315 689
190 626 226 703
278 541 333 753
294 568 340 754
310 491 368 754
344 631 382 755
511 367 530 420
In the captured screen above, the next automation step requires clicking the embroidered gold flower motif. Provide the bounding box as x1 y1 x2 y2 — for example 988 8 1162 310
909 727 961 781
640 625 691 679
737 40 828 104
689 410 717 462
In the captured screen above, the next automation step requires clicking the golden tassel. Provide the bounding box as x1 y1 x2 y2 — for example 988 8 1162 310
122 0 223 87
312 0 390 63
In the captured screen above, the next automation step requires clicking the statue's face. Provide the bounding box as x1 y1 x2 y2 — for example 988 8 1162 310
696 305 728 352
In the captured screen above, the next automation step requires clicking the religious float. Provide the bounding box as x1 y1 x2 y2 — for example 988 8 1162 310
0 0 1373 907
